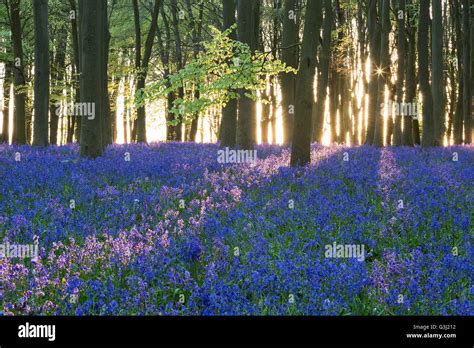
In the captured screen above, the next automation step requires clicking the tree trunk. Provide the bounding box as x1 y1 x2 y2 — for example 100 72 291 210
418 0 435 147
132 0 161 143
79 0 106 158
290 0 323 167
471 0 474 143
373 0 390 147
462 0 471 143
280 0 299 144
432 0 445 146
393 0 405 145
313 0 332 144
185 0 204 142
270 78 277 144
220 0 238 147
10 0 27 144
1 64 11 143
171 0 184 142
237 0 258 150
405 0 420 144
101 6 112 148
329 68 338 144
50 23 67 145
365 0 380 145
69 0 80 143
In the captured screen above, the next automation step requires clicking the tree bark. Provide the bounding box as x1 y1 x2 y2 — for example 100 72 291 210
79 0 106 157
313 0 332 144
462 0 471 143
418 0 435 147
290 0 323 167
280 0 299 144
10 0 27 144
373 0 390 147
237 0 258 150
365 0 380 145
50 17 67 145
220 0 238 147
171 0 184 142
432 0 445 146
1 64 11 143
393 0 405 145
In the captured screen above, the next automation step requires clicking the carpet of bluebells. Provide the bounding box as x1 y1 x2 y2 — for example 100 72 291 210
0 143 472 315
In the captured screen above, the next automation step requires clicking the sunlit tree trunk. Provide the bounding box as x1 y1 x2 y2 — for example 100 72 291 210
280 0 299 144
132 0 161 143
373 0 390 147
290 0 323 166
69 0 80 143
313 0 332 144
365 0 380 145
50 17 67 145
393 0 405 145
1 63 11 143
185 0 204 142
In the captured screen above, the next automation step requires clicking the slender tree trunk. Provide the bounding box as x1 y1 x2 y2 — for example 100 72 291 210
329 69 338 144
220 0 238 147
185 0 203 142
10 0 27 144
313 0 332 144
462 0 471 143
471 0 474 143
373 0 390 147
280 0 299 144
358 0 368 144
1 64 11 143
432 0 445 146
69 0 81 143
237 0 258 149
270 78 277 143
406 0 420 144
102 6 112 148
393 0 405 145
50 26 67 145
365 0 380 145
32 0 49 147
418 0 435 147
290 0 323 167
171 0 184 142
261 85 270 144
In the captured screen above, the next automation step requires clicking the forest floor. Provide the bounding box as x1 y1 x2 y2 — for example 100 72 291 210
0 143 472 315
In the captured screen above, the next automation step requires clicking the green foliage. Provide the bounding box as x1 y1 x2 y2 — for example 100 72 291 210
137 25 295 125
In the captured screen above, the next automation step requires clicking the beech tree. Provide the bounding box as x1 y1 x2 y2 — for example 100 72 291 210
290 0 323 166
79 0 107 158
418 0 435 147
220 0 238 147
32 0 49 147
